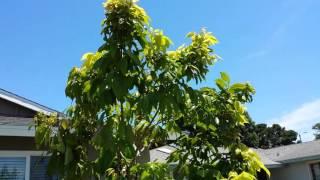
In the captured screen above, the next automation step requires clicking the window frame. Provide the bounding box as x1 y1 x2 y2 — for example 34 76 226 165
0 151 47 180
310 161 320 180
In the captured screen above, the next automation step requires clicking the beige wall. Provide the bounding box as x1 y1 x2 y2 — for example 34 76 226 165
270 162 313 180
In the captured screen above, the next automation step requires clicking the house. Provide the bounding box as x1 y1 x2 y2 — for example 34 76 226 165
0 88 60 179
1 88 319 180
150 140 320 180
257 141 320 180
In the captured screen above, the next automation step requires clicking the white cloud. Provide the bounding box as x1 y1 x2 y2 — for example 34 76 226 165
267 99 320 142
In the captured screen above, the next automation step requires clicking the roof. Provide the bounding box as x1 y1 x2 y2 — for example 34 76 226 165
0 88 63 137
149 146 281 168
0 88 61 115
150 145 176 162
150 141 320 169
261 140 320 163
253 149 283 168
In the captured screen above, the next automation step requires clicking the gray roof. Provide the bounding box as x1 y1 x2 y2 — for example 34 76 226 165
150 141 320 169
261 140 320 163
150 145 176 163
149 146 281 168
0 88 62 116
253 149 283 168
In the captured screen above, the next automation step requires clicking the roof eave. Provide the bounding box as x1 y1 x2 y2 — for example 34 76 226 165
279 155 320 164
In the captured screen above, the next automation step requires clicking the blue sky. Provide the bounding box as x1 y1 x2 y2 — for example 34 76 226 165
1 0 319 141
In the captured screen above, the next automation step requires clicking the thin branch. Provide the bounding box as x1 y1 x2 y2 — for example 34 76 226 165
150 107 160 125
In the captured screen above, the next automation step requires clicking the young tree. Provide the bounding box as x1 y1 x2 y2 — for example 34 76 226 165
34 0 269 179
313 123 320 140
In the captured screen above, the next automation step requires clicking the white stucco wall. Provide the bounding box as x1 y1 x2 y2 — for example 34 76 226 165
270 162 313 180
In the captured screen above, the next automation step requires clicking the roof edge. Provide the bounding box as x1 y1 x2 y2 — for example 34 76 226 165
0 88 62 115
279 155 320 164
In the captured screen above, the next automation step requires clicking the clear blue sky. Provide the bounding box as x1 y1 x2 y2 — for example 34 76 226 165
1 0 319 140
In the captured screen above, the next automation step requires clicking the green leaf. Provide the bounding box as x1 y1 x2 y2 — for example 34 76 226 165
141 171 151 180
216 79 226 89
233 172 255 180
64 146 73 166
197 122 207 131
235 101 245 113
119 59 128 74
230 83 246 91
97 148 114 173
83 81 91 93
93 119 114 150
61 119 68 130
220 72 230 83
47 152 64 176
109 74 131 99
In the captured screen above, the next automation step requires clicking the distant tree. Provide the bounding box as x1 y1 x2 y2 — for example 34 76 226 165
313 123 320 140
281 130 298 144
240 113 259 148
240 115 297 149
268 124 283 146
255 123 269 148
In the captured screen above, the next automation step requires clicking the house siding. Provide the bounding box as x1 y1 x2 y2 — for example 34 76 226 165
0 98 35 118
0 136 37 151
270 162 312 180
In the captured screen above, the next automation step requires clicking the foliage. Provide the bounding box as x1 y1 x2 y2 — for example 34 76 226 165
168 74 269 179
313 122 320 140
34 0 269 179
239 113 259 148
130 162 172 180
240 117 298 149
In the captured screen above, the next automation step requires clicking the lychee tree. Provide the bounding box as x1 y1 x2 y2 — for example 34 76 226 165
34 0 269 179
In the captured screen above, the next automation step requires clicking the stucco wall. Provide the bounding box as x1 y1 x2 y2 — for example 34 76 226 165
270 162 312 180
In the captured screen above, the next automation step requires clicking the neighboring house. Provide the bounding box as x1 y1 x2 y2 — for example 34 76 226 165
258 141 320 180
150 141 320 180
0 88 61 180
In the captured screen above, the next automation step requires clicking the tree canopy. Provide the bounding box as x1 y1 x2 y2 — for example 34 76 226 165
240 114 298 149
313 122 320 140
34 0 269 179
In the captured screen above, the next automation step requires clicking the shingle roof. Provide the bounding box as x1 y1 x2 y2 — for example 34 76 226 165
261 140 320 163
149 146 281 168
0 88 62 116
150 141 320 169
150 145 175 163
253 149 283 168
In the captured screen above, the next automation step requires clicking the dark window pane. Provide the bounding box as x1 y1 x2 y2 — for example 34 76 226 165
30 156 58 180
0 157 26 180
310 163 320 180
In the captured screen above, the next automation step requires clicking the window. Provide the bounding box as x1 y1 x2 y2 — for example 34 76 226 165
0 157 26 180
0 152 56 180
310 162 320 180
30 156 58 180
